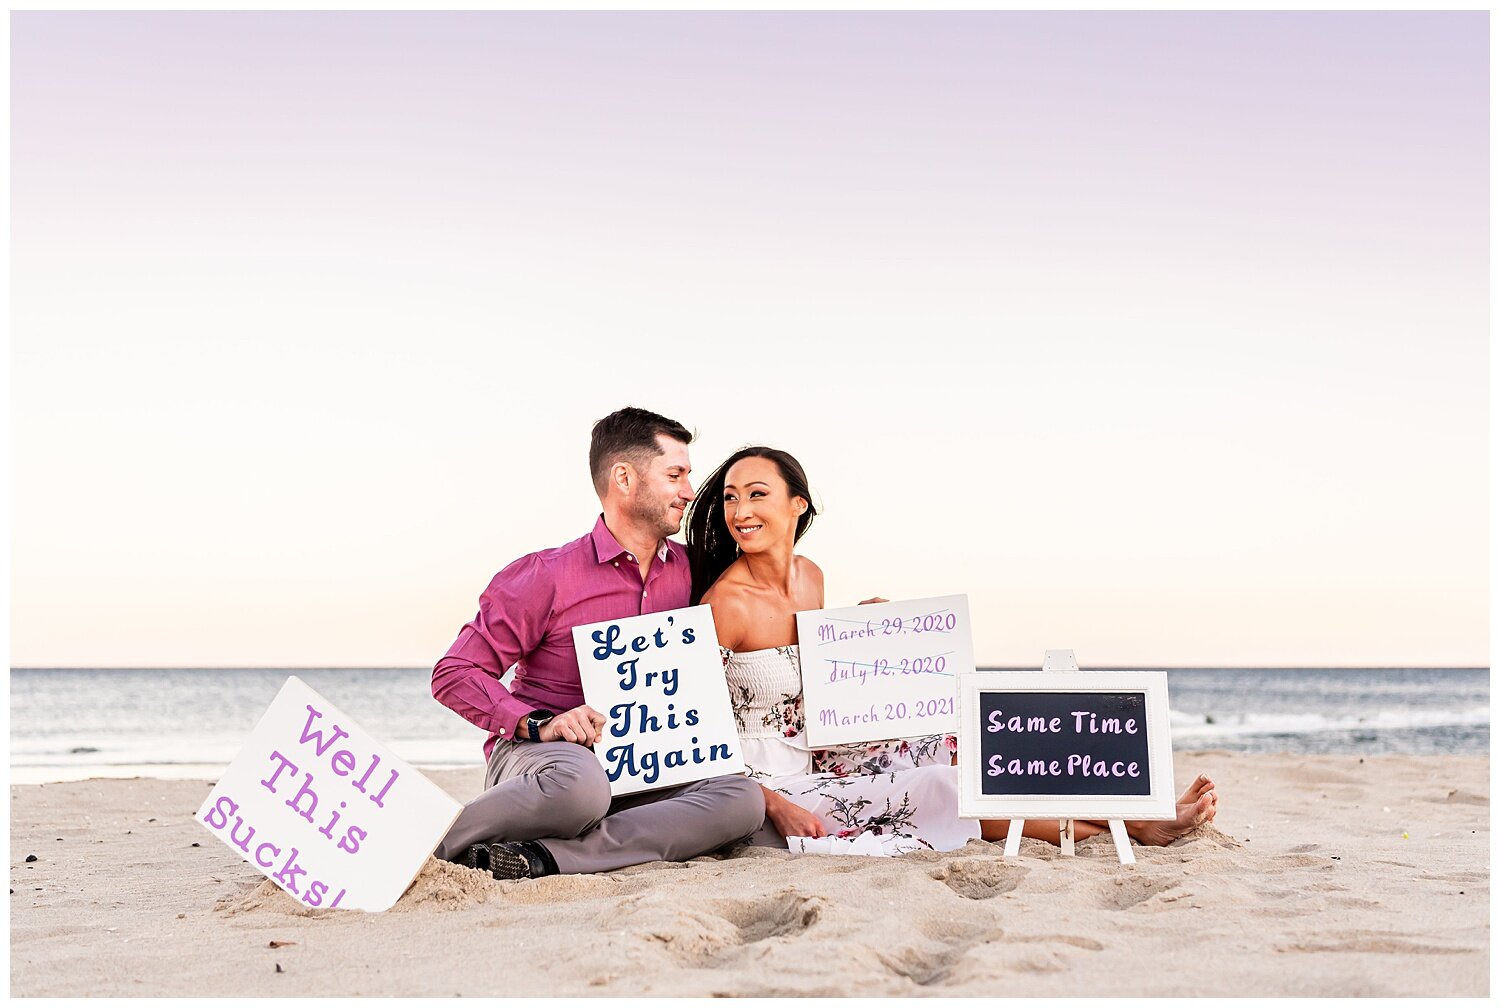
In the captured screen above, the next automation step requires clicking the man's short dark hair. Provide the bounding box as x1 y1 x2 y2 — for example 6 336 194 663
589 407 693 496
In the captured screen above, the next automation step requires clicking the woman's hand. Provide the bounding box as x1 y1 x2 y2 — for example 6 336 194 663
858 597 889 605
763 787 827 839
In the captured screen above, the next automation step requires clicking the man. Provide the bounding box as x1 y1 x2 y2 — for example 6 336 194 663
431 407 765 879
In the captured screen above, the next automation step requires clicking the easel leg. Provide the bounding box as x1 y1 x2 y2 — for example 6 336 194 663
1108 820 1135 865
1003 819 1025 857
1059 819 1074 856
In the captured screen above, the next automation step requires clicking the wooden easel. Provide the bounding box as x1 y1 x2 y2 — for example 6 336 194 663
1001 650 1137 865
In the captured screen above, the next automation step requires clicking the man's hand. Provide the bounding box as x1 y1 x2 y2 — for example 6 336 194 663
538 705 607 746
765 788 827 839
858 596 889 605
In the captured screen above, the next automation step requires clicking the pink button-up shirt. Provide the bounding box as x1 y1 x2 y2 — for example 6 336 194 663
432 515 693 760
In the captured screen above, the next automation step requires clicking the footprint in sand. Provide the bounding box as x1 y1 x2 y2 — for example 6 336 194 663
711 889 825 943
918 918 1003 944
1432 789 1488 805
1095 875 1178 910
1278 933 1470 956
878 945 967 987
1413 869 1488 887
1276 853 1337 870
881 921 1013 988
929 859 1023 900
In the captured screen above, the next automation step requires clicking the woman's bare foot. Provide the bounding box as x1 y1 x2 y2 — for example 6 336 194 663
1127 774 1218 847
1177 773 1216 808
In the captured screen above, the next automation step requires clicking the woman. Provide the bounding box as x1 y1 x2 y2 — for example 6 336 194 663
685 445 1219 852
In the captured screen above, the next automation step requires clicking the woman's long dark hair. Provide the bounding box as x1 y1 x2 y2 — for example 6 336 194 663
685 446 818 604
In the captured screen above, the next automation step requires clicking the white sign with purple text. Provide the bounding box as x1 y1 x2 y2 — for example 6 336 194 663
796 595 973 747
195 677 462 913
574 604 745 796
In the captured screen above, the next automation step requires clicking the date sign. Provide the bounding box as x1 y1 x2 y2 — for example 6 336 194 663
796 595 973 747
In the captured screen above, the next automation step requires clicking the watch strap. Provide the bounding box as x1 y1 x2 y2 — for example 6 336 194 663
525 709 555 742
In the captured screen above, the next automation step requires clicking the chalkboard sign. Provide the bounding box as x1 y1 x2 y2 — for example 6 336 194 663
958 672 1175 821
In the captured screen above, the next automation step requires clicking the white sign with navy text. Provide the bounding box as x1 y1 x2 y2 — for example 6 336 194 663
573 604 746 796
796 595 973 747
196 677 462 913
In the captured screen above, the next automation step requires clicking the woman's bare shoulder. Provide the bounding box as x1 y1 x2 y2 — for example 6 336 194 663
701 571 755 650
702 561 753 604
795 555 825 608
702 578 748 611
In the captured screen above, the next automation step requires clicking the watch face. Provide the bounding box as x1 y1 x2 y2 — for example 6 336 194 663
527 711 554 739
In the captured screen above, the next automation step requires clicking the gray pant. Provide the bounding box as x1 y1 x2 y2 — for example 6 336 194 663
434 739 765 874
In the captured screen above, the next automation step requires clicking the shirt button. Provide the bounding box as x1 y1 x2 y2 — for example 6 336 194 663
613 561 619 567
627 554 635 562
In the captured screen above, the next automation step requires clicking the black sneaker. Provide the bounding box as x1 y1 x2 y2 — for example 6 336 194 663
484 841 552 880
459 844 492 872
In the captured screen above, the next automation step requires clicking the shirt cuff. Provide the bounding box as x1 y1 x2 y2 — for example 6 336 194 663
491 691 536 741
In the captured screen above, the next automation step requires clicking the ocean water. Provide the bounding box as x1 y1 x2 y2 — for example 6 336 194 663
8 666 1489 784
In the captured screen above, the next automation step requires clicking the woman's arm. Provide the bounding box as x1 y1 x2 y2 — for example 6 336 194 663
713 562 828 839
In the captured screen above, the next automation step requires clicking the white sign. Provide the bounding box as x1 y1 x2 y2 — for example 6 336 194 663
956 671 1176 821
573 604 746 796
196 677 462 913
796 594 973 747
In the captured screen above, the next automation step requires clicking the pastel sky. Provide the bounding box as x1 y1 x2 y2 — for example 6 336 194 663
10 12 1489 668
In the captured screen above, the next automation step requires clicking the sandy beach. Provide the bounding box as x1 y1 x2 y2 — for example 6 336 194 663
9 751 1488 997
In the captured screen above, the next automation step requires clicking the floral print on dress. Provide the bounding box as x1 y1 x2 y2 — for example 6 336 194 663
811 734 959 777
722 645 980 853
773 775 931 847
826 792 928 846
727 681 755 732
763 687 804 739
722 645 805 740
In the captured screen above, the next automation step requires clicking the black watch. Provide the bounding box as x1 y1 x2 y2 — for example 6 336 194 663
524 709 556 742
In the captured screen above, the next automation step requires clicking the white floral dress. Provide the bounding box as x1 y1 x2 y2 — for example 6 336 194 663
723 645 980 853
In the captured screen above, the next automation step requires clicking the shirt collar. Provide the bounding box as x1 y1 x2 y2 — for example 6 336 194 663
591 514 673 565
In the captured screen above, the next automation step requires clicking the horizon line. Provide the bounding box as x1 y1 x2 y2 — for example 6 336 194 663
10 664 1491 672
